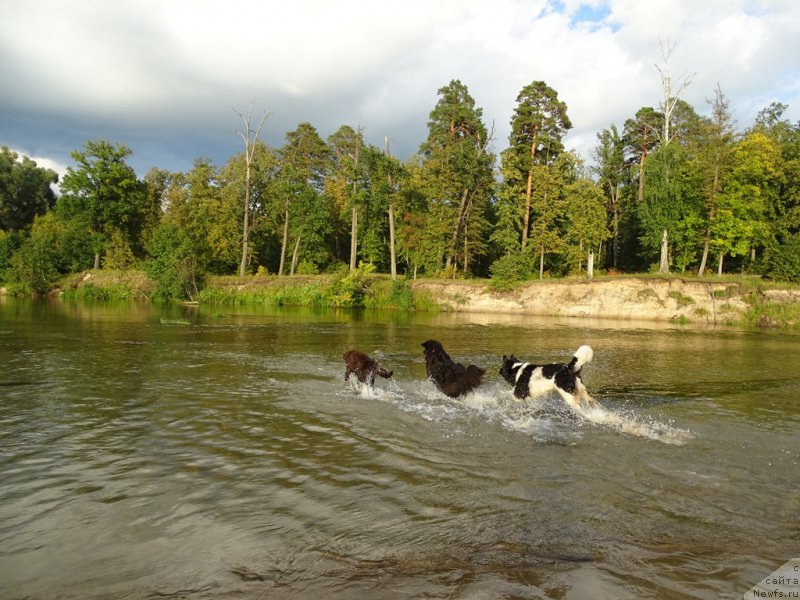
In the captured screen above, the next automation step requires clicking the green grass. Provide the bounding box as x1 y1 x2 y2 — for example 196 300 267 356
197 274 439 312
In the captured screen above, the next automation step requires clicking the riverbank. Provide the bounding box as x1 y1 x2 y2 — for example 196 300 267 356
4 269 799 328
411 277 800 327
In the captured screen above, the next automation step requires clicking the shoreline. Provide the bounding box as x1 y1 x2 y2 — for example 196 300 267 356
410 277 800 328
3 270 800 328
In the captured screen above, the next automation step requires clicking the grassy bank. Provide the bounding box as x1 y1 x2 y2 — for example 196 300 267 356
197 271 440 312
27 268 800 329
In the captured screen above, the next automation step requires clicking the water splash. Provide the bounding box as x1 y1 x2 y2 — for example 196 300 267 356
346 377 693 445
572 402 694 445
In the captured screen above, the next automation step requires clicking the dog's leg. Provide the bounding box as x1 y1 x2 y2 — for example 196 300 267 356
556 387 583 412
575 380 596 407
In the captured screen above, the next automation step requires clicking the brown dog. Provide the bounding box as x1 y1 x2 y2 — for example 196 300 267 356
343 349 393 387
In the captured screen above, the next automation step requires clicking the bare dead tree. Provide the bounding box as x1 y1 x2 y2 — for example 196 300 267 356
656 39 695 145
234 103 271 278
654 40 694 273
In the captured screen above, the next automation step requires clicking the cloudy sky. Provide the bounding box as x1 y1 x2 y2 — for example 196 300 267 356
2 0 799 180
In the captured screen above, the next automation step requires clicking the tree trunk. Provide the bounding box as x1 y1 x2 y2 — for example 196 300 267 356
385 137 397 280
349 138 361 272
717 252 724 276
539 247 545 279
521 128 539 251
611 183 620 269
588 250 594 280
445 187 470 269
349 206 357 271
388 203 397 280
94 253 101 270
637 154 646 204
290 235 301 276
698 236 710 276
699 164 720 276
235 105 269 278
278 208 289 276
239 161 251 277
659 228 669 273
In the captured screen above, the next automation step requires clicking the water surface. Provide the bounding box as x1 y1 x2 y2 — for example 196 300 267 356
1 299 798 599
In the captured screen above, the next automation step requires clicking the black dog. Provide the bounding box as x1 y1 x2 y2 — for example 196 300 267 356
499 345 596 411
343 349 393 387
421 340 485 398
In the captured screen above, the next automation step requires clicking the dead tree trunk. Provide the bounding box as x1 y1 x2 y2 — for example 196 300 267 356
234 104 270 278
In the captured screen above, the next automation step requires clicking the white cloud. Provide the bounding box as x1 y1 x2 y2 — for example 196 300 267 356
1 0 798 175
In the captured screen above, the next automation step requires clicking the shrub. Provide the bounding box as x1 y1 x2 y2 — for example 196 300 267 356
328 262 375 307
490 252 535 289
144 221 202 302
763 234 800 283
6 214 66 294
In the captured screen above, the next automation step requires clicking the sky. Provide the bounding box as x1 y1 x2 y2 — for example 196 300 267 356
2 0 799 182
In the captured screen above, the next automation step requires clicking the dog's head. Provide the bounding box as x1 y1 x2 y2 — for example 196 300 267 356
499 354 519 385
421 340 444 357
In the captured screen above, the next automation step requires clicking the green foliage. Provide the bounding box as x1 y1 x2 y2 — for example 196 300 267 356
418 80 495 274
490 251 536 289
363 278 417 310
638 143 703 269
0 229 22 281
144 221 201 302
0 146 58 231
102 228 138 270
295 260 319 275
57 140 148 267
6 214 66 294
328 262 375 307
763 234 800 282
61 282 134 302
3 84 800 299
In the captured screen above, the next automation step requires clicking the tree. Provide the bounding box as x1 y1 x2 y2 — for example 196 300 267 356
653 40 694 272
696 85 736 275
57 140 146 269
656 39 695 146
593 125 628 269
164 157 235 274
713 132 782 273
0 147 58 231
276 122 332 274
221 141 277 274
750 102 800 247
638 143 703 272
419 80 494 275
234 104 271 277
506 81 572 250
623 107 663 206
563 177 609 277
327 125 365 271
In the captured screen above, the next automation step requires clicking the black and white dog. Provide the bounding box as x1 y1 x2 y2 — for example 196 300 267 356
499 345 596 411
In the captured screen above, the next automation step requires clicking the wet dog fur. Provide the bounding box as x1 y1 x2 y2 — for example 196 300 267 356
421 339 485 398
343 349 393 387
499 345 596 411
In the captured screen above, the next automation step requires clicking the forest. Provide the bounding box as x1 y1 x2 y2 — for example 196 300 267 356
1 76 799 301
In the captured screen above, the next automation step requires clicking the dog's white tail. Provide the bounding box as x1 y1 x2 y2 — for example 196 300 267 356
572 345 593 371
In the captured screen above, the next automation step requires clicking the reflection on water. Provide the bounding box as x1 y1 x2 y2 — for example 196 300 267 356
0 298 798 599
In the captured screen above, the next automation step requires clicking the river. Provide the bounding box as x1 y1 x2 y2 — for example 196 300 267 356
0 298 798 599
